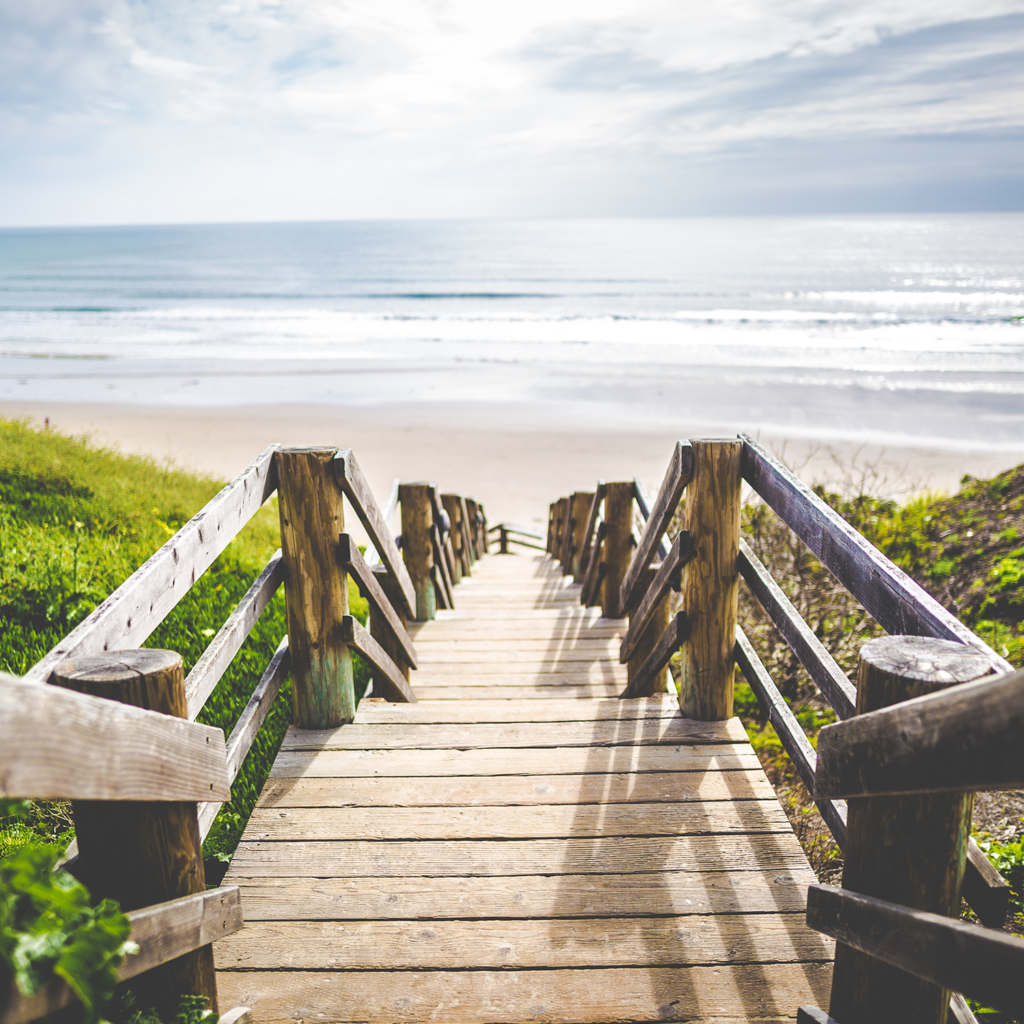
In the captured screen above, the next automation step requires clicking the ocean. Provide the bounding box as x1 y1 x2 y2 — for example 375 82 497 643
1 216 1022 449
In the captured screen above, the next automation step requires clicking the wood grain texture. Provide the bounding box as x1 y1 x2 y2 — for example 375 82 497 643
620 613 690 700
632 475 671 562
350 695 680 723
0 673 229 802
600 481 634 618
569 491 595 580
216 964 832 1024
24 444 278 686
738 538 856 719
276 447 354 729
184 550 284 720
620 531 691 663
333 450 416 616
400 483 437 621
740 435 1010 673
809 885 1024 1014
620 441 692 614
679 439 743 721
2 888 243 1024
223 868 816 920
342 615 418 703
441 494 467 581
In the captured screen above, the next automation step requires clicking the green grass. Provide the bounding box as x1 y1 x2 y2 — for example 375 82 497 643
0 418 369 870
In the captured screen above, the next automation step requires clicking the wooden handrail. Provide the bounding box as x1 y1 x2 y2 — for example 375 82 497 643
364 477 400 568
631 476 671 560
580 522 608 607
341 616 417 704
619 612 689 699
23 444 280 685
0 675 230 802
185 550 284 720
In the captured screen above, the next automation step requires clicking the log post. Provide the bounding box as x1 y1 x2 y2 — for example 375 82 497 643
552 498 567 564
829 635 994 1024
559 497 575 574
570 491 595 582
401 482 436 621
53 650 217 1016
441 494 464 582
499 525 509 554
678 438 742 720
370 565 411 692
546 503 556 554
626 567 672 693
600 482 635 619
276 447 354 727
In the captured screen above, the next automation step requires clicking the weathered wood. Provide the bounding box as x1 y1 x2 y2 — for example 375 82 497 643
577 483 605 578
569 491 595 580
797 1009 837 1024
229 831 814 878
258 768 777 807
339 534 418 670
816 658 1019 800
415 637 620 653
738 538 857 719
963 839 1011 929
413 684 620 700
740 435 1011 673
279 715 744 751
2 888 243 1024
53 650 218 1015
466 497 486 557
620 531 692 663
400 482 437 621
580 522 608 607
217 964 832 1024
679 438 743 721
228 868 813 920
441 493 467 580
620 612 690 699
600 481 634 618
626 569 670 695
199 637 290 840
735 627 848 848
828 635 990 1024
341 615 418 703
276 448 354 728
430 523 455 610
23 444 279 686
215 912 830 970
0 673 229 802
632 476 671 561
460 495 478 563
809 885 1024 1014
559 494 575 573
620 441 693 614
270 742 760 779
361 476 400 568
333 450 416 616
185 550 284 720
218 1008 252 1024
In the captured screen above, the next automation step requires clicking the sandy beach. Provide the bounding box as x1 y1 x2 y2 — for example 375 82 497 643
4 399 1022 536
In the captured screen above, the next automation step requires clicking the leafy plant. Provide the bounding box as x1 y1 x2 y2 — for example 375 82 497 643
0 844 137 1024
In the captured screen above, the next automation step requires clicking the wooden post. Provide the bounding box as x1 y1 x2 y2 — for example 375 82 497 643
370 566 411 692
441 494 464 582
559 497 575 574
401 483 436 621
276 447 355 728
551 498 566 563
570 491 594 582
600 482 634 619
829 635 993 1024
499 525 509 553
53 650 217 1016
547 503 556 554
626 567 672 693
678 438 742 720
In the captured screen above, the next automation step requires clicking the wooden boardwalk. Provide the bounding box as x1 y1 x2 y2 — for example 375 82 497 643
216 552 832 1023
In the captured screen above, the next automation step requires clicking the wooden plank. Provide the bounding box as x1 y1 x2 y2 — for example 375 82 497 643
620 531 691 663
632 475 671 561
199 637 290 840
620 441 692 613
410 625 624 639
430 525 455 610
245 799 792 841
342 615 418 704
814 666 1023 799
224 867 816 919
413 638 621 652
0 676 230 802
620 612 690 699
218 1008 252 1024
215 913 832 970
24 444 279 685
333 449 416 617
269 744 763 778
351 695 680 723
735 626 848 848
806 884 1024 1013
215 964 833 1024
228 833 815 877
412 685 620 700
278 717 747 751
2 888 243 1024
740 435 1011 672
363 476 399 568
738 539 856 719
340 534 418 669
257 769 778 807
185 550 284 720
411 671 628 685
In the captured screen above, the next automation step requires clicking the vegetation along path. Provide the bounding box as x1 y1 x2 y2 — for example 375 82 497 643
215 551 832 1023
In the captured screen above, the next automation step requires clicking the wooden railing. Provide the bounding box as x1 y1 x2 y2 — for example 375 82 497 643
489 523 545 553
3 446 486 1024
548 434 1017 1024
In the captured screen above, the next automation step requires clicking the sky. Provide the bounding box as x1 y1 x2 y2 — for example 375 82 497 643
1 0 1024 225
